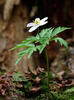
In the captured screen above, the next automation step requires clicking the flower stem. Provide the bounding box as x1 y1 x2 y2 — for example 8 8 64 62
38 28 41 38
45 48 50 99
38 28 39 33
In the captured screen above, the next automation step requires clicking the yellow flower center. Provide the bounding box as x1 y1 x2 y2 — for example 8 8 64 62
34 18 40 25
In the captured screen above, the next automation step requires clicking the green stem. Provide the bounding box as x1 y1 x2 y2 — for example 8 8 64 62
45 48 50 99
38 28 39 33
38 28 41 38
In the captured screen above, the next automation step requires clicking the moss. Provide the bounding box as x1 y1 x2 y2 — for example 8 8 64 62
52 88 74 100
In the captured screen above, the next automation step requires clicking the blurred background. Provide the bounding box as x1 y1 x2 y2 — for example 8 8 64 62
0 0 74 74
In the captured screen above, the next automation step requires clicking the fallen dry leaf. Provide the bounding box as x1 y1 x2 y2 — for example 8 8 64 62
0 73 13 96
36 66 44 73
35 77 41 84
30 86 41 93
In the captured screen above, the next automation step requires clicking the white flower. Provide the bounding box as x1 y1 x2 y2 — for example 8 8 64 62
27 17 48 32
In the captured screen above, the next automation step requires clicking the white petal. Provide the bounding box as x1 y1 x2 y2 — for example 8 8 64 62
40 21 48 26
40 17 48 23
27 23 35 27
29 25 39 32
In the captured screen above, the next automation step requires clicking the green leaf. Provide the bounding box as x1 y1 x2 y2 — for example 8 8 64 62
10 43 35 51
36 27 54 39
16 46 36 64
24 82 32 90
41 85 48 91
51 27 71 37
38 28 49 38
27 47 36 58
36 44 46 54
17 49 27 56
22 36 37 43
10 27 70 64
64 87 74 93
15 53 25 65
45 72 53 80
53 37 68 48
12 72 28 82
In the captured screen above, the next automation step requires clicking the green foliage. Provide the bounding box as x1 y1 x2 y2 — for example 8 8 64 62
12 72 28 82
51 27 70 37
52 88 74 100
45 72 53 80
12 71 53 95
12 72 32 95
12 72 74 100
35 93 49 100
11 27 70 64
24 81 32 91
64 87 74 93
41 78 48 92
35 87 74 100
41 85 48 91
52 37 68 48
14 88 24 95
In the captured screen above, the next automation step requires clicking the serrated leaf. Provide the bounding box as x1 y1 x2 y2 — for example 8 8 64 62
15 53 25 65
10 27 70 64
53 37 68 48
52 27 71 37
16 46 36 64
10 43 35 51
37 44 45 54
38 28 49 38
22 36 37 43
12 72 28 82
27 47 36 58
17 49 27 56
37 27 54 39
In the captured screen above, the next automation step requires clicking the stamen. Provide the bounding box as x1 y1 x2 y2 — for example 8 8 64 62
34 18 40 25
